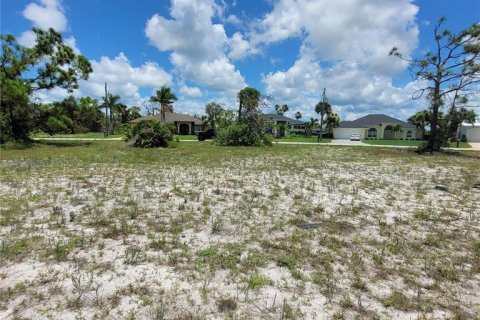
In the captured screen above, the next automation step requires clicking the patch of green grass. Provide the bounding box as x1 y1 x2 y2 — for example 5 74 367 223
32 132 124 139
175 134 197 140
362 139 424 147
447 141 471 148
246 274 270 289
382 290 414 311
362 139 471 148
274 135 331 143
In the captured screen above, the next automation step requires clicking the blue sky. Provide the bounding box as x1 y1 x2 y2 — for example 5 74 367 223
2 0 479 121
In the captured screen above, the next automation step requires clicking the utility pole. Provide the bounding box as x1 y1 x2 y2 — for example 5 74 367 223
318 88 328 142
104 82 109 137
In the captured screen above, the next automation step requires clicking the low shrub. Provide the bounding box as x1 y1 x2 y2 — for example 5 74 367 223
126 120 174 148
215 121 271 147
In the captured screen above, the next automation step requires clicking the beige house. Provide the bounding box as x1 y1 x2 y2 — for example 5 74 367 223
129 112 204 135
333 114 419 140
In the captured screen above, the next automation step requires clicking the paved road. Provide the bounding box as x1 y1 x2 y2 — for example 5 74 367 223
32 137 479 151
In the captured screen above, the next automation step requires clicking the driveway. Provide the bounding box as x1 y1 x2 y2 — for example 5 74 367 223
469 142 480 151
330 139 366 146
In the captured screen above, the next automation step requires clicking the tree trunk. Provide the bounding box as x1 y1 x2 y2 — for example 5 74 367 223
160 104 164 124
318 114 324 142
427 83 441 151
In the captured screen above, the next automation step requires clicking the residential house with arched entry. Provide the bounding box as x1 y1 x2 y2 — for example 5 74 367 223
129 112 204 135
333 114 419 140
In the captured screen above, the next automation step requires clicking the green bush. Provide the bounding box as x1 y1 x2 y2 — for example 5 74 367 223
215 121 271 147
114 123 131 135
126 120 174 148
44 115 73 135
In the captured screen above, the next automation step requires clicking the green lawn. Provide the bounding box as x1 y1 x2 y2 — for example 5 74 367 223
32 132 124 139
274 135 332 143
362 139 471 148
175 134 197 140
362 139 424 147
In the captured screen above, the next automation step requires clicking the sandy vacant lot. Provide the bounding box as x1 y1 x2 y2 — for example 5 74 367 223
1 142 479 319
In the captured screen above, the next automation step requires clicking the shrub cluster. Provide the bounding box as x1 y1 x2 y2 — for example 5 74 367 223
126 120 174 148
215 120 271 147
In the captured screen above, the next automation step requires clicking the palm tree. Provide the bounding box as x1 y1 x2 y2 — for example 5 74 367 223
326 112 340 135
205 102 224 129
305 117 318 137
150 85 177 124
393 124 403 140
102 93 120 133
408 110 430 139
315 102 331 141
295 111 302 120
275 104 289 115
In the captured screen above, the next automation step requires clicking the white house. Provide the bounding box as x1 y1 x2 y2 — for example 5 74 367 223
333 114 419 140
459 122 480 142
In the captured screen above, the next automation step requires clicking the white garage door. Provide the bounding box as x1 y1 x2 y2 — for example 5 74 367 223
466 128 480 142
333 128 365 139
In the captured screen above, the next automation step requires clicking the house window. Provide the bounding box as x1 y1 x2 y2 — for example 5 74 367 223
368 128 377 138
406 131 412 139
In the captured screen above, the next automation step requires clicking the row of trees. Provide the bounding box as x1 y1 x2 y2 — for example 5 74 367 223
37 95 142 135
408 107 476 141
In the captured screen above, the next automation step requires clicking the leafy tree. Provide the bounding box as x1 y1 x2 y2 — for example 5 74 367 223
295 111 302 120
0 28 92 142
36 102 73 135
275 104 289 115
315 102 331 141
408 110 431 139
217 109 236 129
448 107 477 140
127 106 142 121
390 18 480 151
150 86 177 124
78 97 103 132
216 87 271 146
205 102 224 128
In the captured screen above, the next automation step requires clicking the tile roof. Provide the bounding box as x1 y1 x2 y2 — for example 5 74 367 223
338 114 415 129
129 112 203 125
261 114 304 125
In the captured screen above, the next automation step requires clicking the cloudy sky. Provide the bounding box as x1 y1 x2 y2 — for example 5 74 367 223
2 0 479 120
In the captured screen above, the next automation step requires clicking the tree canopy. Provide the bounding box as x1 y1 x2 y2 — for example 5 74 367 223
390 18 480 151
1 28 92 142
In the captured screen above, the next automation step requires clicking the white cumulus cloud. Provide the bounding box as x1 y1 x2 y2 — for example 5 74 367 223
256 0 424 121
23 0 67 32
145 0 246 92
180 85 203 97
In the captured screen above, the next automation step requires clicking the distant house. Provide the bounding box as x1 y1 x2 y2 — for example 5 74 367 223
261 114 306 137
459 122 480 142
129 112 204 135
333 114 419 140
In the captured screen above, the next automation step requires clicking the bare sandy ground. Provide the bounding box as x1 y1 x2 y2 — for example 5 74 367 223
1 146 479 319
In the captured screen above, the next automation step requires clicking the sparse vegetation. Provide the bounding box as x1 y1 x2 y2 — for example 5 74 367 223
0 141 479 319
